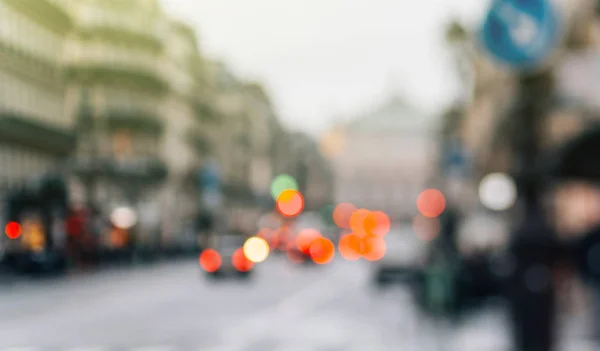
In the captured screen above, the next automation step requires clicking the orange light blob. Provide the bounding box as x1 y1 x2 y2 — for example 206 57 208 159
5 221 22 240
417 189 446 218
363 236 387 261
276 190 304 217
371 211 391 237
199 249 222 273
309 237 335 264
338 233 362 261
333 202 356 229
296 229 322 254
232 248 254 272
413 215 441 242
350 208 371 237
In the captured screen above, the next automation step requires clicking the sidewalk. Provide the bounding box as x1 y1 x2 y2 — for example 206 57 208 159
439 304 598 351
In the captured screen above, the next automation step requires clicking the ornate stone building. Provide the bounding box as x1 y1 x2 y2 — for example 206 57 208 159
329 97 438 220
0 0 75 194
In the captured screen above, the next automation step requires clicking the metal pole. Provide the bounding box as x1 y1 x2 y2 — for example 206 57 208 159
507 70 558 351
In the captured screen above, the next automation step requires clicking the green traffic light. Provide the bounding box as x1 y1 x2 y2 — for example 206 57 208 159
270 174 298 200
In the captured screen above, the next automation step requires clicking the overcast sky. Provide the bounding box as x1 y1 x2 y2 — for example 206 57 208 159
162 0 491 135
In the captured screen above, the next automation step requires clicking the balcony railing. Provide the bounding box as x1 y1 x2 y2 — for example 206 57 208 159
102 89 163 119
76 5 164 43
65 42 167 78
72 156 168 182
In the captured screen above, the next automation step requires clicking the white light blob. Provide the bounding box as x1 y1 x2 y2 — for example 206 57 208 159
478 173 517 211
110 207 138 229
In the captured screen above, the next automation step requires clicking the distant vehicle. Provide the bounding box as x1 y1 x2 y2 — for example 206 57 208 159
3 175 69 274
201 233 254 280
373 228 426 288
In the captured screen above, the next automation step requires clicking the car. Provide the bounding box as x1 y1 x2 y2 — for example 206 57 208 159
373 227 427 288
201 234 254 280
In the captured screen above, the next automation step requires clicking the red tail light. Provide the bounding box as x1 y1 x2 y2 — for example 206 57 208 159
232 248 253 272
5 222 21 240
199 249 222 272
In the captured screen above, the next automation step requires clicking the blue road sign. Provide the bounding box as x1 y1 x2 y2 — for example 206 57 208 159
480 0 561 70
444 141 469 177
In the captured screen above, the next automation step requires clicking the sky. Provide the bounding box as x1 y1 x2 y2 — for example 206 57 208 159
162 0 491 135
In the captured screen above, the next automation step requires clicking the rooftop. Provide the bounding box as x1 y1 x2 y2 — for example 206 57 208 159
339 95 437 135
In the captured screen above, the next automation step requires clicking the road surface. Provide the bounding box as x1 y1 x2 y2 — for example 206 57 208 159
0 244 592 350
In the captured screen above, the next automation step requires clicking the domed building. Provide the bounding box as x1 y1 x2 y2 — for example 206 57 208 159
328 96 439 221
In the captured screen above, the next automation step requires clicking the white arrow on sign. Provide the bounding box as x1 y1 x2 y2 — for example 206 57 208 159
497 2 540 51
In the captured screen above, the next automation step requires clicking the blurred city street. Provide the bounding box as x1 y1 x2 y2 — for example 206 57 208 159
0 257 410 350
0 226 502 351
6 0 600 349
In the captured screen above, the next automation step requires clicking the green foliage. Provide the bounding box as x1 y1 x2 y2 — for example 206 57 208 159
76 26 163 54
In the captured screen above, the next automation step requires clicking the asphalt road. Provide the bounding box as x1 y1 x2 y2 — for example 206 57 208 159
0 238 592 350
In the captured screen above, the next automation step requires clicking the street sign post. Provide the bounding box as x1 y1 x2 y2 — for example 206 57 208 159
198 160 223 211
443 139 469 178
480 0 561 71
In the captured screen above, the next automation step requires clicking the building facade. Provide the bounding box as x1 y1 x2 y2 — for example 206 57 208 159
0 0 74 194
0 0 291 251
329 97 438 220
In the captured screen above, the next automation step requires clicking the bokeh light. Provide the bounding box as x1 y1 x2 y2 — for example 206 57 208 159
333 202 356 229
370 211 391 237
199 249 221 273
349 208 372 236
309 237 335 264
479 173 517 211
232 248 254 272
110 207 138 229
243 236 270 263
338 233 362 261
416 189 446 218
5 221 21 239
270 174 298 200
362 236 386 261
296 229 322 254
413 215 441 242
276 189 304 217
